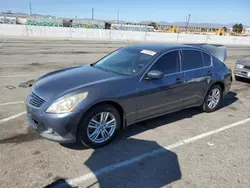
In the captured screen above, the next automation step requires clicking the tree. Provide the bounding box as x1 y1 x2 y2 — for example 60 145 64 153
238 24 243 33
201 28 206 32
222 27 227 32
148 22 157 29
232 23 243 33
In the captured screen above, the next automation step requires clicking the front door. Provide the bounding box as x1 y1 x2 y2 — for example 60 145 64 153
136 51 185 121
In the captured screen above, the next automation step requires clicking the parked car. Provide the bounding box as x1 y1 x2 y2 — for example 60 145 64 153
26 43 232 148
234 56 250 80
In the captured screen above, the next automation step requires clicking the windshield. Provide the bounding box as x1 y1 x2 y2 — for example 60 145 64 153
93 48 156 75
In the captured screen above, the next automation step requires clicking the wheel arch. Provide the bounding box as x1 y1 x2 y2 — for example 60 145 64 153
77 100 126 135
202 81 224 104
212 81 224 92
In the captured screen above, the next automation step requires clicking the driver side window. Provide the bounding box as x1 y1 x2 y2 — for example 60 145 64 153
152 51 180 75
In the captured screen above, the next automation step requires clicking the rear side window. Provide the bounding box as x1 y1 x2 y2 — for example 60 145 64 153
152 51 180 74
203 52 212 67
181 50 203 71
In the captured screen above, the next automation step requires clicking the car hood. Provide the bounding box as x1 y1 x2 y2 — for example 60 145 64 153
238 56 250 66
33 65 122 100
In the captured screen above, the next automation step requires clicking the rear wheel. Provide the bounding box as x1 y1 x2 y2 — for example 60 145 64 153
202 85 223 113
77 104 121 148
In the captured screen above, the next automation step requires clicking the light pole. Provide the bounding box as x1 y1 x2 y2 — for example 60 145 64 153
92 8 94 20
117 10 119 24
29 2 32 15
185 14 191 33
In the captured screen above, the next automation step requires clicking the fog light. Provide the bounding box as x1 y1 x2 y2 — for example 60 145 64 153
248 72 250 77
45 128 54 134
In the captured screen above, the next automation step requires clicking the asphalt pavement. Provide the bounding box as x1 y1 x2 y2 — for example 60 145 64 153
0 37 250 188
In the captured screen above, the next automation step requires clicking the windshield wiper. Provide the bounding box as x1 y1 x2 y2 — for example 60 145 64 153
92 65 129 76
94 66 110 72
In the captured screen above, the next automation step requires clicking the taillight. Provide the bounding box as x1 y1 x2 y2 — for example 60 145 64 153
228 67 232 73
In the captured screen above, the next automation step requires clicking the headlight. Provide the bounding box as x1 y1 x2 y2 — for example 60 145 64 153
237 64 244 69
46 92 88 113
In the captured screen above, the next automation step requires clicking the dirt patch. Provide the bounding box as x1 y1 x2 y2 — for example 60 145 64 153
19 79 36 88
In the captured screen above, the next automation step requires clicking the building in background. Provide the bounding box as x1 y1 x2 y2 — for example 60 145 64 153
0 12 247 35
243 28 250 35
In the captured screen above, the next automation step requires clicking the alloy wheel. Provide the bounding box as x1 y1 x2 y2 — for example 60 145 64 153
87 112 117 144
207 88 221 109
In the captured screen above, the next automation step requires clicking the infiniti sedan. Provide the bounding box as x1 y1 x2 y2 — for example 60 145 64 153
26 43 232 148
234 56 250 80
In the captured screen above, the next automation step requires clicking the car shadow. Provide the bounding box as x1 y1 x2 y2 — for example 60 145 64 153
54 138 182 188
85 138 181 188
0 127 41 144
44 178 75 188
50 91 238 187
220 91 239 109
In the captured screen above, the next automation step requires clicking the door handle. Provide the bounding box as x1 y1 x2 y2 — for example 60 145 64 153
207 71 213 76
176 78 182 84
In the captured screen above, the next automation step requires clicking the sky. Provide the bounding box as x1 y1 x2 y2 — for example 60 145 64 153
1 0 250 25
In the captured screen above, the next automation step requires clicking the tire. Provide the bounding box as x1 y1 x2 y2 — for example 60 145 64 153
202 84 223 113
77 104 121 148
235 76 241 81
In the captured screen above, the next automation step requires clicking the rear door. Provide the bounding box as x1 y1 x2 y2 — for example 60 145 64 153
136 51 185 121
181 50 213 107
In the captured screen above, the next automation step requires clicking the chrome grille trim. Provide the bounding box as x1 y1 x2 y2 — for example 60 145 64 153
29 92 45 107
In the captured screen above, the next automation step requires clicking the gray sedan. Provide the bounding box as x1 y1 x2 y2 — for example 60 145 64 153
234 56 250 80
26 43 232 148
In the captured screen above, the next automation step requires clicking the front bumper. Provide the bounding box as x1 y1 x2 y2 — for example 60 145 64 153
26 100 82 143
234 68 250 79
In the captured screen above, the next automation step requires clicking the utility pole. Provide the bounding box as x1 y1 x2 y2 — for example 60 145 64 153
117 10 119 24
29 2 32 15
92 8 94 20
185 14 191 33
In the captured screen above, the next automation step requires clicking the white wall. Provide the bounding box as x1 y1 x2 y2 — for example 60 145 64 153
146 32 178 42
206 35 235 45
0 24 27 36
110 30 146 41
177 33 207 43
1 24 250 45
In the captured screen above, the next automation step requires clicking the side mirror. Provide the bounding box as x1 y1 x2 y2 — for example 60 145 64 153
146 70 164 80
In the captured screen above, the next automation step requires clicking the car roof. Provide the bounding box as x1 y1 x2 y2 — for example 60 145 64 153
123 43 196 53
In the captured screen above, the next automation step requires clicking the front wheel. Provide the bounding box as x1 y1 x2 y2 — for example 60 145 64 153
202 85 223 113
77 104 121 148
235 76 241 81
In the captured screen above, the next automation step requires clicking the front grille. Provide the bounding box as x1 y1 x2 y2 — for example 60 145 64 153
29 92 45 107
234 70 247 76
244 65 250 70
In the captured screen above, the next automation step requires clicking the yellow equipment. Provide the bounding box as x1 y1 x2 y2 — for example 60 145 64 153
216 28 225 36
169 26 179 33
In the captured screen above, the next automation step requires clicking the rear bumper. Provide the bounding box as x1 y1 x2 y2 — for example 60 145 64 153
26 100 82 143
224 81 232 96
223 73 232 96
